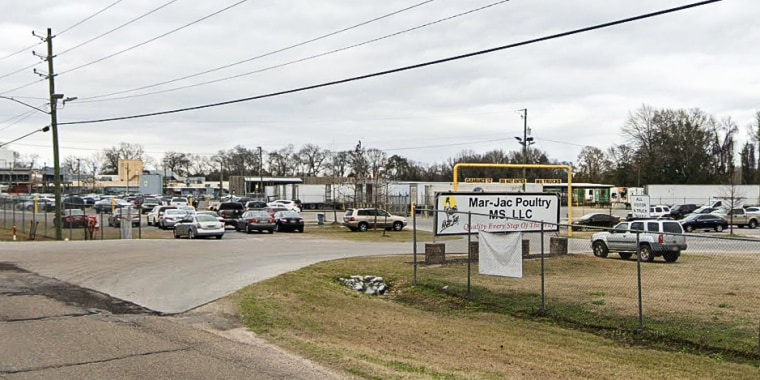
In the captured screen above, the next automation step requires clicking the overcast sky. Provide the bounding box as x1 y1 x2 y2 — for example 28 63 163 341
0 0 757 170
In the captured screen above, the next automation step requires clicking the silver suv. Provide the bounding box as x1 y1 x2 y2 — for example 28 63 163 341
342 208 407 232
590 219 687 262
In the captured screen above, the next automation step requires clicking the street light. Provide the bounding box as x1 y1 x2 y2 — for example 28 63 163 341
515 108 534 183
257 146 263 197
0 126 50 149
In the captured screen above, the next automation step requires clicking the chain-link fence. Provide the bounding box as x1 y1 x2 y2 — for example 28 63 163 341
0 197 144 240
409 208 760 358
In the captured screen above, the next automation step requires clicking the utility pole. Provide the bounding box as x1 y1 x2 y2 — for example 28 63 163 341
37 28 65 240
521 108 528 180
258 146 263 197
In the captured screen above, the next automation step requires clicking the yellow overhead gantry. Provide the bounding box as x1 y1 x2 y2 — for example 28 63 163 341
452 163 574 236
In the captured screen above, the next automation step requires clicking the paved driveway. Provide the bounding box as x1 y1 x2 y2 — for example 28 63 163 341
0 236 413 314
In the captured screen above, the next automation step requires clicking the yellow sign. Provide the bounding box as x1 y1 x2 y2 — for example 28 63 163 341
535 178 562 184
464 178 493 183
499 178 526 184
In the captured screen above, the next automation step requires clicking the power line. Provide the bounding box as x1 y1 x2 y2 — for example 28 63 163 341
0 0 125 75
0 109 39 132
78 0 505 103
77 0 438 101
60 0 721 127
58 0 248 75
0 78 46 96
58 0 126 36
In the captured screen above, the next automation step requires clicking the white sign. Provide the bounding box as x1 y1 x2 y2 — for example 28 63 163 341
630 194 651 219
435 192 560 235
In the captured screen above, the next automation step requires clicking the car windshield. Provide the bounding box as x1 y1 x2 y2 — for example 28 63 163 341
277 211 300 218
165 210 186 216
579 213 598 220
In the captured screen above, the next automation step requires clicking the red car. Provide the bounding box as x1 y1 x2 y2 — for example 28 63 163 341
55 209 96 228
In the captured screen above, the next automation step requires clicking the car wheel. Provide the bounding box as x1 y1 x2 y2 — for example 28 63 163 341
592 241 608 258
663 251 679 263
188 229 195 239
268 229 274 234
685 225 694 232
619 252 633 260
298 228 304 233
358 223 369 232
639 245 655 262
216 234 223 239
174 229 180 239
750 220 758 229
392 221 403 231
715 225 724 232
26 205 33 211
147 219 153 226
274 224 279 232
246 226 252 234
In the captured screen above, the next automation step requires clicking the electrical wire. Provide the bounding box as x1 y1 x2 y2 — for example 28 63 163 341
78 0 505 103
0 109 39 132
58 0 248 75
57 0 126 36
0 78 46 97
57 0 179 57
0 0 125 77
59 0 721 127
77 0 437 101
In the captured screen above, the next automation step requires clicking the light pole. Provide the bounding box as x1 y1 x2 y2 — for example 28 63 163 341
76 159 81 194
514 108 534 183
258 146 263 197
126 162 130 195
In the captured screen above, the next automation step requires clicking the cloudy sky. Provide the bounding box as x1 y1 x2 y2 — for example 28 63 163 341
0 0 757 170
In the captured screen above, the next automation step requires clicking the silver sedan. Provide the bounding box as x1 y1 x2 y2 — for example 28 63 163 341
173 214 225 239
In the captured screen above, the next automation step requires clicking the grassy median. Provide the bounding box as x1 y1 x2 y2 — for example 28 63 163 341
237 254 760 379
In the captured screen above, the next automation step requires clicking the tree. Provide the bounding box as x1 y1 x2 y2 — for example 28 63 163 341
574 146 610 183
740 142 756 184
101 143 145 174
297 144 328 176
162 152 192 177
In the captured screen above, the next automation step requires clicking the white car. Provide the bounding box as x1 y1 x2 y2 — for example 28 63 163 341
158 209 192 230
170 197 189 206
268 199 300 212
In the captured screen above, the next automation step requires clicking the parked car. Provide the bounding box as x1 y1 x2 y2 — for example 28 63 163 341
273 210 304 232
173 214 224 239
591 220 686 262
17 198 55 212
108 207 141 227
342 208 407 232
679 213 728 232
744 206 760 213
648 205 671 219
244 201 268 210
235 210 275 233
147 205 177 226
195 210 225 224
93 198 132 213
669 204 699 219
139 197 161 214
268 200 299 211
62 196 86 210
159 209 193 230
170 197 189 206
55 209 96 228
263 206 289 218
216 202 245 226
571 213 620 230
60 209 86 228
693 206 717 215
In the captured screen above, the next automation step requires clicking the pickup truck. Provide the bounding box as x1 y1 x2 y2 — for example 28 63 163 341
711 208 759 228
591 219 687 263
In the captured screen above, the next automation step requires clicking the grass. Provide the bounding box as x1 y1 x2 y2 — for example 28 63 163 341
236 254 760 379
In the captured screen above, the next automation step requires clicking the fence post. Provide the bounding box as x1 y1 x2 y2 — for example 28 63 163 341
540 221 546 316
466 211 472 299
636 231 644 331
413 203 417 286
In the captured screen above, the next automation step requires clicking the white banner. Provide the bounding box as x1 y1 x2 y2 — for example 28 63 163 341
478 231 523 278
